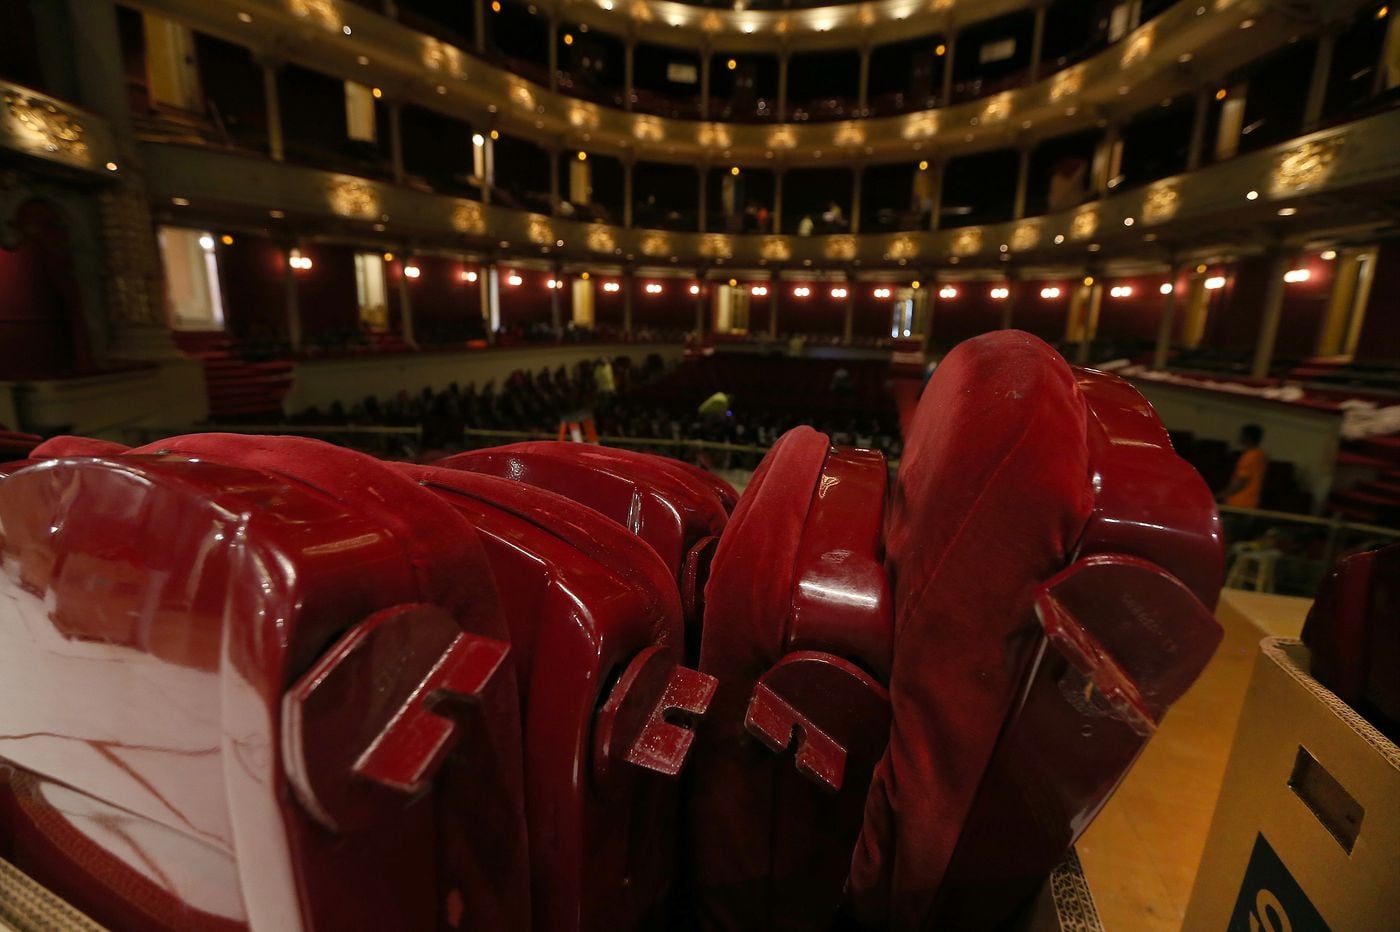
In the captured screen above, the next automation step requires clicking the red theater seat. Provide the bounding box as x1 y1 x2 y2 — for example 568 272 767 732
29 436 131 458
437 442 733 641
847 332 1222 928
0 437 530 930
394 464 716 931
687 426 894 929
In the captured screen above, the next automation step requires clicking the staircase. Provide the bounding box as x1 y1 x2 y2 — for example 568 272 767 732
174 332 294 421
1327 435 1400 528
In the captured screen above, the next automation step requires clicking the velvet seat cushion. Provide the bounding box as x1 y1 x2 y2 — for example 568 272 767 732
687 425 832 928
847 331 1095 928
30 436 131 458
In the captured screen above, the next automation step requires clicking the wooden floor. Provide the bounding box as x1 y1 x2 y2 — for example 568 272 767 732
1076 590 1314 931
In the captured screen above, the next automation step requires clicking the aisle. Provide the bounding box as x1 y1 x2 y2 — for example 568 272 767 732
1076 591 1313 930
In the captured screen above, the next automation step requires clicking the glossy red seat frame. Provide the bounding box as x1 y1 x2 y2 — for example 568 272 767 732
687 427 894 929
397 464 716 932
0 440 530 931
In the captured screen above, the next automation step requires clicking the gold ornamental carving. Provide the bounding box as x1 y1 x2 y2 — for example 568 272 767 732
5 92 87 159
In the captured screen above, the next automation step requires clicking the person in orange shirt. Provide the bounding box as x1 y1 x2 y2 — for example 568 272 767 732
1220 424 1267 508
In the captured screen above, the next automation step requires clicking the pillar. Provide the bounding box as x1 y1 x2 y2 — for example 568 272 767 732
1303 27 1337 130
624 40 635 111
261 59 284 162
850 167 863 234
857 45 871 112
1153 262 1182 370
1251 249 1293 379
548 17 559 92
940 31 957 103
1028 4 1048 82
778 51 790 121
697 167 708 232
923 285 937 350
397 253 416 348
700 52 712 118
694 272 707 336
481 260 497 343
1012 148 1031 220
842 283 855 345
549 148 561 214
999 282 1015 330
623 160 634 228
768 271 779 339
1076 279 1103 364
283 246 303 351
622 267 635 335
388 101 404 184
550 263 563 338
474 0 486 54
928 160 944 231
1186 86 1211 171
1093 126 1120 196
773 170 785 233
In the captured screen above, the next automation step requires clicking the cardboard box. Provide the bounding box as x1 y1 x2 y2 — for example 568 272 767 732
1184 638 1400 930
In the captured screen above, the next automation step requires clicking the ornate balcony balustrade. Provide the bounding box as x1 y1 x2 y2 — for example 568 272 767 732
139 104 1400 269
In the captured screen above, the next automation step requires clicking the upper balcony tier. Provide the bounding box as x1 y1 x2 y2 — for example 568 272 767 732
139 104 1400 270
124 0 1350 165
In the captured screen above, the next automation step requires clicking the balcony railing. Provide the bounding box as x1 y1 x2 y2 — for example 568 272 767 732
139 105 1400 268
0 79 120 178
122 0 1351 166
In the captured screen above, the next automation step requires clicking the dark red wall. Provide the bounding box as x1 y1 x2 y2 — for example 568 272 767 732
1355 240 1400 363
0 239 73 378
216 235 286 342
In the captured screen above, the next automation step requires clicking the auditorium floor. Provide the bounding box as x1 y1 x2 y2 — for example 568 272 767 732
1076 590 1314 930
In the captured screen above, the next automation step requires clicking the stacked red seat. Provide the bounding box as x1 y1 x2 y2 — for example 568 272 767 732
0 331 1225 930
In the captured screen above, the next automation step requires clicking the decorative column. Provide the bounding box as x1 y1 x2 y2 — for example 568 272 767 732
474 0 486 54
850 167 863 234
857 45 871 113
550 262 563 338
283 243 303 351
623 159 634 228
697 166 708 232
1153 261 1182 370
999 280 1015 330
940 31 957 104
1303 26 1338 130
778 51 790 121
397 251 416 348
624 39 635 111
1251 249 1293 379
388 101 404 183
548 17 559 92
1076 277 1103 365
923 283 937 350
1028 3 1048 82
767 271 780 339
694 271 707 336
1093 126 1119 196
1012 147 1032 219
622 266 635 335
773 169 785 233
260 58 284 162
700 52 712 119
928 160 944 231
549 148 561 214
1186 86 1211 171
842 281 855 345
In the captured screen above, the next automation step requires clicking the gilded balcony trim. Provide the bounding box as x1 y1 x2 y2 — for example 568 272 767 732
121 0 1333 168
138 107 1399 270
0 80 118 176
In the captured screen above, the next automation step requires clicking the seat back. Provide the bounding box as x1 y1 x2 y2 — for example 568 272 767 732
847 332 1222 928
688 427 894 929
437 442 732 643
0 439 528 931
397 465 715 932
